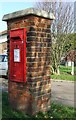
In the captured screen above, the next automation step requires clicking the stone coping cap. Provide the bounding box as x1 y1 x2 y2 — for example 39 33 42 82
2 8 55 21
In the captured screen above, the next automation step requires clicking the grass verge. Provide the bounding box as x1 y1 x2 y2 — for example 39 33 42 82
51 74 75 81
2 92 76 119
51 65 76 81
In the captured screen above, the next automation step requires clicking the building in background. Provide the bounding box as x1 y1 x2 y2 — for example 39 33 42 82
65 50 76 67
0 30 7 54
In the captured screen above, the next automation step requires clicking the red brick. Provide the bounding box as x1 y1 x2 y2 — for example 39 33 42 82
7 14 52 115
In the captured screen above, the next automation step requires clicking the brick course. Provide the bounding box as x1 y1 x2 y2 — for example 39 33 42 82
6 14 52 115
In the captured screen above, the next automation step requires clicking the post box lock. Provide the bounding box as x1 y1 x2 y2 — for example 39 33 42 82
15 45 18 48
9 28 26 82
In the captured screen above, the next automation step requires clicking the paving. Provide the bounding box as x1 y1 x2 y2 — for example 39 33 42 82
0 77 75 108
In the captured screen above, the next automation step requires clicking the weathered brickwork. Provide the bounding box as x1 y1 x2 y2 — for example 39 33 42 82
6 15 52 115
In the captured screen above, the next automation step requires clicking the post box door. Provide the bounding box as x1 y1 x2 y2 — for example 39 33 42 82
9 28 26 82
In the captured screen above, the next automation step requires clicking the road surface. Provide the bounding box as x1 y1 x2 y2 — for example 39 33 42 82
51 79 75 108
0 78 75 108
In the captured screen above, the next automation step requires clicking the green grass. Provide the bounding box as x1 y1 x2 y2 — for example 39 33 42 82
2 92 76 119
51 65 76 81
60 65 72 73
51 74 75 81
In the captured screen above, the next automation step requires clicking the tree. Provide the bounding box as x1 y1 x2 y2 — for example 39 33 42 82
64 33 76 53
35 1 74 75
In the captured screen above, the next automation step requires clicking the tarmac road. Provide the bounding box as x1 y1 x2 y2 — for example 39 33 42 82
0 77 75 108
51 79 75 108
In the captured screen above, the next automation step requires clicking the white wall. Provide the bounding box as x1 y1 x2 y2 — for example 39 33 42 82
0 34 7 43
0 33 7 54
65 61 72 67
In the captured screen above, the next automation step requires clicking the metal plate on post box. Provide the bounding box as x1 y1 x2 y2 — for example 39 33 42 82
14 49 20 62
9 28 26 82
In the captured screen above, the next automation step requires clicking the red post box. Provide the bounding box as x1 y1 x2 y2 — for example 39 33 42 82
9 28 26 82
2 8 55 115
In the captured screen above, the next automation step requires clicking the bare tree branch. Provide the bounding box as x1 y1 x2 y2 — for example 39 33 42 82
35 1 74 74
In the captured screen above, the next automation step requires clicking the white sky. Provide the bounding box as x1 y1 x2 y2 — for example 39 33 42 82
0 0 76 32
0 0 76 2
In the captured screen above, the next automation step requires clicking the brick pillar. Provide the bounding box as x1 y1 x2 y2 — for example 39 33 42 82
2 8 55 115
